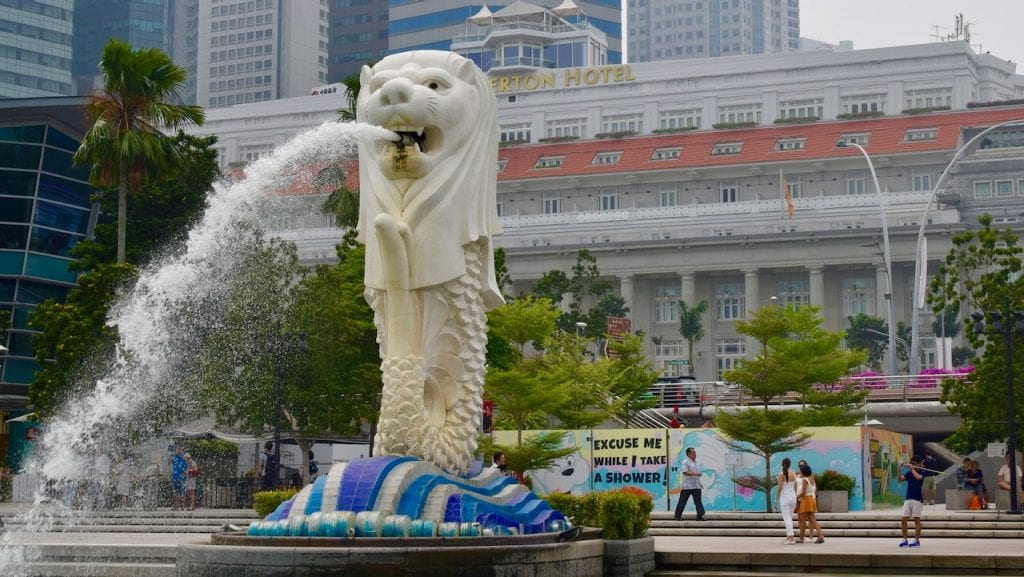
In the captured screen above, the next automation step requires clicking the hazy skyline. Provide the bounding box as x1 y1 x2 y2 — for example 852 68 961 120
801 1 1024 70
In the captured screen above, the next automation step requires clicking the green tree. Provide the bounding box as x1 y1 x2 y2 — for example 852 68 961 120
73 39 204 264
677 300 708 377
487 296 559 357
532 250 621 337
845 313 888 371
717 304 863 511
931 214 1023 452
544 332 615 429
605 334 660 427
336 71 363 122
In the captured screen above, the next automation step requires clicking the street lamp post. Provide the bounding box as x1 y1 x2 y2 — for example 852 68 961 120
971 306 1023 515
252 320 307 489
838 141 899 381
909 119 1024 376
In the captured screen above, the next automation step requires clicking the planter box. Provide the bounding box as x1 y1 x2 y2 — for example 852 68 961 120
945 489 974 510
604 536 654 577
816 490 849 513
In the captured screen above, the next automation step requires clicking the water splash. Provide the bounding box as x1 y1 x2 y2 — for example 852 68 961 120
0 121 393 576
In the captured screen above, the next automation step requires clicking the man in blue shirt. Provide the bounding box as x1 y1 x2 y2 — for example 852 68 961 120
169 446 187 510
899 456 924 547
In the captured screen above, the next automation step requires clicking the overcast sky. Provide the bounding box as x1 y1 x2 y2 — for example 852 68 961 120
800 1 1024 69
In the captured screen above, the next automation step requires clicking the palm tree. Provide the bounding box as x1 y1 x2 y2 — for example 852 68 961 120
335 71 362 122
677 300 709 377
73 39 205 264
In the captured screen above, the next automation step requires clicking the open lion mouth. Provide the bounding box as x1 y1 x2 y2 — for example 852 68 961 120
385 124 438 154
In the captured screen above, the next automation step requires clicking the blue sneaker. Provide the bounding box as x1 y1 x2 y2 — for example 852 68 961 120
909 540 921 547
898 539 909 547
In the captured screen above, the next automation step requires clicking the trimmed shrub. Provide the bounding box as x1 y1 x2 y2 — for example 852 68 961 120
816 469 856 493
594 130 638 139
901 106 951 115
652 126 699 134
543 486 654 540
712 121 758 130
537 135 580 143
773 116 818 125
967 98 1024 109
253 489 298 517
836 111 885 120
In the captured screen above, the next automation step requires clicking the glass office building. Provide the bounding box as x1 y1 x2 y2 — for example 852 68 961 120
0 0 74 98
0 97 96 408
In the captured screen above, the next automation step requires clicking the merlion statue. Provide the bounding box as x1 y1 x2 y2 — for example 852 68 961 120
356 51 503 474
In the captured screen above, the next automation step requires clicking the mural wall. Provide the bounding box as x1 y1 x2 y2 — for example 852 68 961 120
863 427 914 508
496 426 892 511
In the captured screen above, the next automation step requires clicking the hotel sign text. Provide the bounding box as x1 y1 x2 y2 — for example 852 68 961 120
490 65 636 94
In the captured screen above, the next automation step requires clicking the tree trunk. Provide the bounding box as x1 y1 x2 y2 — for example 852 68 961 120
687 340 695 377
117 166 128 264
764 454 773 513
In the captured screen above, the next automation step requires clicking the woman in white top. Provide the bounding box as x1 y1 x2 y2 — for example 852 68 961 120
776 457 798 544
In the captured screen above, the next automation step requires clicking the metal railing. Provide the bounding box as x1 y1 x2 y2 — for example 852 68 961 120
645 373 970 410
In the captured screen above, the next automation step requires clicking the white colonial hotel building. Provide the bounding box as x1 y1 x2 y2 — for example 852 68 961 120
190 40 1024 380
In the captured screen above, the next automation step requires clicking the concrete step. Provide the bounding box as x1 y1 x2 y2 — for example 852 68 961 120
650 527 1024 538
20 561 175 577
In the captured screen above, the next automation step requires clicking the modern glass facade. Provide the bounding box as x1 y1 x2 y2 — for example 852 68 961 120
72 0 172 95
0 0 74 98
0 98 95 405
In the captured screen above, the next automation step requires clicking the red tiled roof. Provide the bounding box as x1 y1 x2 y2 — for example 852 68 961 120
496 106 1024 181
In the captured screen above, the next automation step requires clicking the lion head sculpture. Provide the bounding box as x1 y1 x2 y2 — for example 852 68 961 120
356 51 503 309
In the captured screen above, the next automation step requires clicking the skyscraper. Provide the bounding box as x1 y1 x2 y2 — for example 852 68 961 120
389 1 623 65
628 0 799 63
0 0 74 98
327 0 388 82
72 0 176 95
196 0 328 109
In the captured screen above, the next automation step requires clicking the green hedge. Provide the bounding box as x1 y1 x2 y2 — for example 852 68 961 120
537 135 580 143
712 121 758 130
594 130 638 139
836 111 885 120
253 489 298 517
901 106 950 115
652 126 699 134
544 486 654 540
772 116 818 125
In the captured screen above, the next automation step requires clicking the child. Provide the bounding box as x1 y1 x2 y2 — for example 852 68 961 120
898 457 924 547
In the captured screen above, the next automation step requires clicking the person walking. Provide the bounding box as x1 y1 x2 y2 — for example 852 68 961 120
899 456 925 547
255 442 276 491
776 457 798 544
795 459 808 541
673 447 706 522
184 453 200 511
797 463 825 543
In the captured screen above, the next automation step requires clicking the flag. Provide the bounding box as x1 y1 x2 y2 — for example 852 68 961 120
780 170 794 219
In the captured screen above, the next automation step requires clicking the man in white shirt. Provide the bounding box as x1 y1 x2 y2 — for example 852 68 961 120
997 453 1023 493
673 447 706 521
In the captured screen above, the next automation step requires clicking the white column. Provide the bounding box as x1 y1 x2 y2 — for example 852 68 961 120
808 265 824 308
744 269 759 319
680 271 696 305
620 275 634 319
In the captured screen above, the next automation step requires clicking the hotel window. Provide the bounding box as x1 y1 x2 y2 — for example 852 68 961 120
721 184 738 203
545 117 585 138
904 87 952 109
846 175 866 195
718 103 761 124
905 128 937 142
711 142 742 155
716 337 746 379
499 123 531 143
651 147 682 160
602 113 643 133
656 338 687 377
659 108 702 129
980 129 1024 150
996 180 1014 197
775 138 805 151
841 94 886 114
659 186 678 207
776 279 809 309
715 282 744 319
837 133 870 147
600 190 618 210
654 284 680 323
497 159 507 173
912 171 931 191
542 192 561 214
785 179 802 198
842 278 874 316
778 97 823 119
535 156 563 169
973 181 992 199
495 202 503 217
593 152 623 165
1019 179 1024 196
